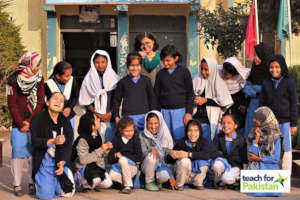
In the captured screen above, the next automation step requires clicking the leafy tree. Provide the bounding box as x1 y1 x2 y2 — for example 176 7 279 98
190 1 250 58
0 0 25 128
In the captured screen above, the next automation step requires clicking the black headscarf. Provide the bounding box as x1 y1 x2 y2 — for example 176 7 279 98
248 43 274 85
268 54 289 78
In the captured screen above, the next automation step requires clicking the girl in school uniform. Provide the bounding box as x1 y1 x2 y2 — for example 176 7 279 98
73 111 113 192
166 119 215 191
108 116 143 194
247 106 282 197
193 58 233 143
221 57 250 132
45 61 79 135
7 51 45 196
212 114 247 190
154 45 194 140
134 32 163 85
139 110 176 191
79 50 119 142
31 92 75 199
113 52 156 131
259 54 298 171
243 43 273 139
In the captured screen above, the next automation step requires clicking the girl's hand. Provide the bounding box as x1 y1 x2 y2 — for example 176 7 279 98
115 152 122 158
55 135 66 145
138 51 147 58
248 153 262 162
103 112 112 122
151 147 160 159
106 142 113 149
115 117 120 124
194 96 207 106
47 138 55 145
254 127 261 145
184 113 192 125
62 107 71 118
177 151 189 159
170 150 178 159
169 178 178 190
291 126 298 136
20 121 30 132
55 161 65 175
101 142 113 152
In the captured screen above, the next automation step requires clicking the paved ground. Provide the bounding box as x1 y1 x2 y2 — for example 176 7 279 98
1 131 300 200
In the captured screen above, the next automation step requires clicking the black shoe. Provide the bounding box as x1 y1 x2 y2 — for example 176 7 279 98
195 186 205 190
13 186 24 197
121 186 133 194
176 186 184 191
94 187 101 192
28 184 36 195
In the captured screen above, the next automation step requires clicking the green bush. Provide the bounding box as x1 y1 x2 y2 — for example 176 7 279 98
288 65 300 115
0 0 25 128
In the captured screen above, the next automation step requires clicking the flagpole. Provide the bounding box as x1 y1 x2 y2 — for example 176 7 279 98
254 0 259 44
286 0 292 67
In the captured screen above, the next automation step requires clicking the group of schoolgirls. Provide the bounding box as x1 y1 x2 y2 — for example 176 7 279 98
6 31 297 199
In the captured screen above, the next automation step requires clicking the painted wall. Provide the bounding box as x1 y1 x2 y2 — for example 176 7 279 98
4 0 47 77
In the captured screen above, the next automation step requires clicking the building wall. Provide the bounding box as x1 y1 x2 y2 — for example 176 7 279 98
4 0 47 77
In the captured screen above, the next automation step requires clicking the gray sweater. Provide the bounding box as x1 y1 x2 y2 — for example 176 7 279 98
74 137 109 171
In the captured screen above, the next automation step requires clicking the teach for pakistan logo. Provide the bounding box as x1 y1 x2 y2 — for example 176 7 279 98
242 173 288 191
274 173 288 187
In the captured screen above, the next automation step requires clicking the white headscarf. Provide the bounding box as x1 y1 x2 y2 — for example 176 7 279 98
222 57 250 94
144 110 174 161
193 58 233 140
79 50 119 113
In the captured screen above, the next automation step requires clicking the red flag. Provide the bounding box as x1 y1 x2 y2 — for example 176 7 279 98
245 0 257 61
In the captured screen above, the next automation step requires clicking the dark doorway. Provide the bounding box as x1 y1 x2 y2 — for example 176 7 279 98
62 32 117 87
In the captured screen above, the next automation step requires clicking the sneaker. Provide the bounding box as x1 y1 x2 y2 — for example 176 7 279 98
195 186 205 190
28 184 36 195
157 183 162 189
145 182 160 192
121 186 132 194
13 186 24 197
176 186 184 191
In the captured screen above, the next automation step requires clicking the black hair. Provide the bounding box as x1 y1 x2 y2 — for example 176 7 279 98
146 112 159 122
201 58 207 64
185 119 203 139
222 62 239 76
50 61 72 78
160 45 182 63
126 52 142 68
221 113 240 129
134 32 159 51
93 53 107 63
77 111 95 137
116 116 138 137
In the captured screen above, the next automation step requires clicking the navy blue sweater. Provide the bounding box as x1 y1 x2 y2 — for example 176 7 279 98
113 75 156 118
154 65 194 114
260 77 298 126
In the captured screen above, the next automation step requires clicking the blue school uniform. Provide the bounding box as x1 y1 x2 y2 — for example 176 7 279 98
10 128 32 158
248 138 282 197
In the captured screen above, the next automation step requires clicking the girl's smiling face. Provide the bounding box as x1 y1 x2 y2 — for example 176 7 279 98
47 93 65 113
200 62 209 79
94 55 108 75
128 58 142 79
221 115 238 136
162 55 178 70
55 68 72 84
122 125 135 140
269 61 281 78
187 124 200 143
140 37 154 54
147 116 160 135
